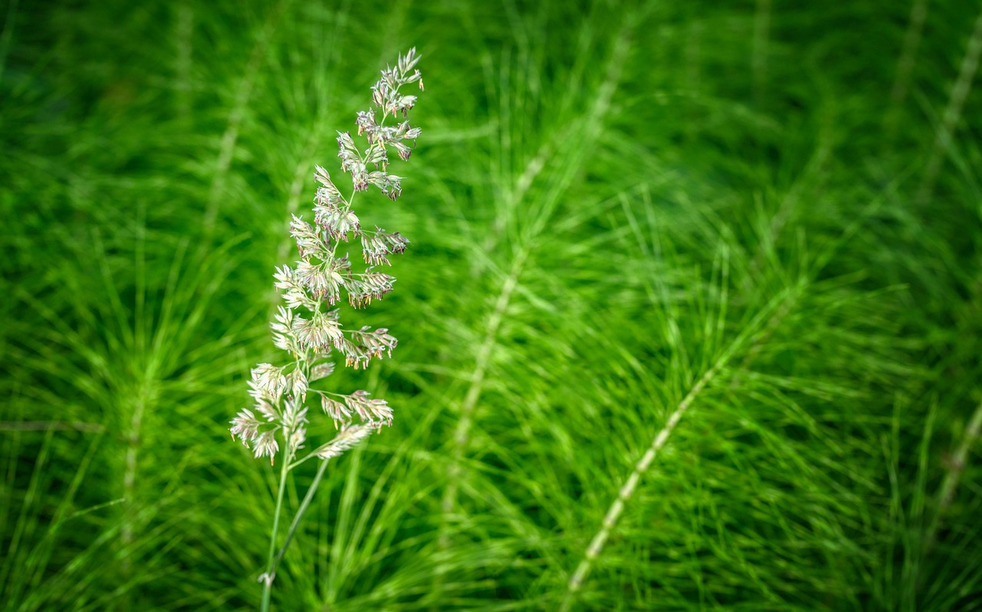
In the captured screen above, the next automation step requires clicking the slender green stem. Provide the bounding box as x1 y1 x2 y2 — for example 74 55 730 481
261 446 292 612
256 62 406 611
271 458 331 574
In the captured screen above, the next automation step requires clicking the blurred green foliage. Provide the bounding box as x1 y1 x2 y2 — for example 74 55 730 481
2 0 981 610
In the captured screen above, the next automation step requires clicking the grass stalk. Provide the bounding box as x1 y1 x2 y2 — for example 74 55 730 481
562 289 791 609
272 458 331 576
926 398 982 549
884 0 930 134
203 2 285 239
261 450 291 612
561 360 727 609
917 6 982 203
440 249 528 541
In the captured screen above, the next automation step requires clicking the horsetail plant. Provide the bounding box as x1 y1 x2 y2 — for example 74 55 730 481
230 48 423 611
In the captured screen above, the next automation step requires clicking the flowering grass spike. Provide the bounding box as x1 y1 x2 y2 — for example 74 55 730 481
229 48 423 611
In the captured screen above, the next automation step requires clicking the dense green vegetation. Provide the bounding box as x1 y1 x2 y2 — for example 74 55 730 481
2 0 981 609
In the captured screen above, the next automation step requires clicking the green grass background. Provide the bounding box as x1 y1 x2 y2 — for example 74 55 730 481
3 0 982 609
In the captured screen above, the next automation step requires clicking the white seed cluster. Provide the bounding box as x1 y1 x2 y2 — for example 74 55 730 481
231 49 423 464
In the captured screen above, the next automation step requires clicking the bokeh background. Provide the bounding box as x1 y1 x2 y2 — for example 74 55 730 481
3 0 982 610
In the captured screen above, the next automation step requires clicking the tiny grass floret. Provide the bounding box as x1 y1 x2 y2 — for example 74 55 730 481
229 48 423 611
